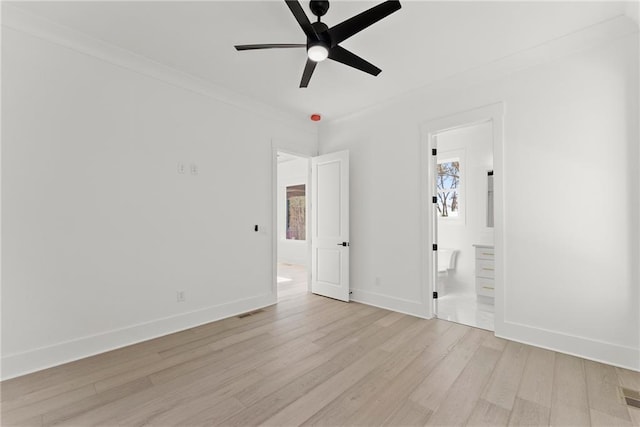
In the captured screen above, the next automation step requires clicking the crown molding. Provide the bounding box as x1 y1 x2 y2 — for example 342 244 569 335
328 13 639 126
1 4 317 136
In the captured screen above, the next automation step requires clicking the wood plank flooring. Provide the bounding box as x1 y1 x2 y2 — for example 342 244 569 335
1 263 638 426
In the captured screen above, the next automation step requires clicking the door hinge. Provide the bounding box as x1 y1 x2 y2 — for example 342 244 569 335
432 148 437 156
432 196 437 204
432 244 438 251
433 291 438 299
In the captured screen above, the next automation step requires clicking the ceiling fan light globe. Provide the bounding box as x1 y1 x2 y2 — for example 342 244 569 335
308 45 329 62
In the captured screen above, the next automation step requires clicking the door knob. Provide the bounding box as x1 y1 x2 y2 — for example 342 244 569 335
337 242 350 247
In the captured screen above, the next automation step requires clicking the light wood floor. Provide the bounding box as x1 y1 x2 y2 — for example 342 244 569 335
2 264 638 426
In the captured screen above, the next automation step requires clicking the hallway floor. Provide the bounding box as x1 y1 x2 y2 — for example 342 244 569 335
277 262 308 301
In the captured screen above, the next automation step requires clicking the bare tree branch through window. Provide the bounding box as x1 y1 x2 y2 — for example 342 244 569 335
436 160 460 217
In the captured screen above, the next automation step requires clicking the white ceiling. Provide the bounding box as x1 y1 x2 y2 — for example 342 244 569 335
7 1 632 120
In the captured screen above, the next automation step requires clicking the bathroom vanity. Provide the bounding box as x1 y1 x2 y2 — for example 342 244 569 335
473 244 494 298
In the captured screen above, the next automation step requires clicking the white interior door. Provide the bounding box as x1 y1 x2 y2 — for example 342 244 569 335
311 150 349 302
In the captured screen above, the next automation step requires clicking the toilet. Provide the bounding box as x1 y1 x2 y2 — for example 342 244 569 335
437 248 457 293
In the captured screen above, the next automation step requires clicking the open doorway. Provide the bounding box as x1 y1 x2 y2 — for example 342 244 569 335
276 151 310 301
433 121 495 331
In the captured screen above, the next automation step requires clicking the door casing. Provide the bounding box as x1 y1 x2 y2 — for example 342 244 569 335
420 103 505 335
271 146 350 302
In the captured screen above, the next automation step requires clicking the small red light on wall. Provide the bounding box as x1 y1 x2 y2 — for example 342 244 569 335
310 114 321 122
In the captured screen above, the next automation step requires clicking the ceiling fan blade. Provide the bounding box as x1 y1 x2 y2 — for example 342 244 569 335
327 1 401 46
300 59 317 88
235 44 306 51
285 0 317 40
328 46 381 76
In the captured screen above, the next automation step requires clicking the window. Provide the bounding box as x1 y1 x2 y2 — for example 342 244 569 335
286 184 306 240
437 159 460 218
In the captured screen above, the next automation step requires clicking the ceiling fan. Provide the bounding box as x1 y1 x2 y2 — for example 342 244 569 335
234 0 401 88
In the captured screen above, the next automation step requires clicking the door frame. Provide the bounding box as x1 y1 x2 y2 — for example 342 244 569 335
271 144 313 300
420 102 505 335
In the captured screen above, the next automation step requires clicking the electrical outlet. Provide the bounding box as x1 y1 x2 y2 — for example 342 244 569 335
177 162 186 174
177 291 186 302
190 163 198 176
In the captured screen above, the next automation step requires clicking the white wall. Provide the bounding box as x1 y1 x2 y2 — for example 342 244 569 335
277 157 309 266
1 21 317 378
319 33 639 370
437 122 494 295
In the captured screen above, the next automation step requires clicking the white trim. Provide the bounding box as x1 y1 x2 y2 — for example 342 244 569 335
329 15 637 126
1 4 315 136
419 104 640 372
499 321 640 371
350 289 429 320
0 293 276 380
420 103 505 323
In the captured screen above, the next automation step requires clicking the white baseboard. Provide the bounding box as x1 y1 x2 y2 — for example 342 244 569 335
498 320 640 372
350 288 429 319
353 290 638 371
1 293 276 380
5 293 636 380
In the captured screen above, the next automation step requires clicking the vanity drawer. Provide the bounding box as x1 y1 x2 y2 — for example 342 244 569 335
475 247 495 260
475 259 495 278
476 278 495 297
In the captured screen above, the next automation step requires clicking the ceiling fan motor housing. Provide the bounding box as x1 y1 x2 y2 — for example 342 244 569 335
308 21 331 51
